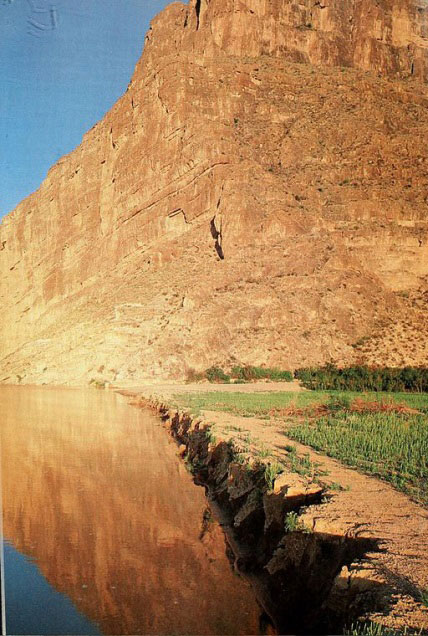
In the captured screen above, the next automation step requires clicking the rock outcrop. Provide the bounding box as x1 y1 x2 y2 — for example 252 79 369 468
1 0 427 384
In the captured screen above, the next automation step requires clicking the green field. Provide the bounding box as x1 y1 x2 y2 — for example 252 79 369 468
172 390 428 504
172 389 428 417
288 410 428 504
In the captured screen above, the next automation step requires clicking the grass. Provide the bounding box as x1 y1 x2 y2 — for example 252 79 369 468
256 444 271 458
172 390 317 417
284 511 312 534
287 448 316 477
343 622 398 636
205 428 217 445
263 461 284 490
287 410 428 505
172 390 428 504
343 622 423 635
172 390 428 418
284 511 300 532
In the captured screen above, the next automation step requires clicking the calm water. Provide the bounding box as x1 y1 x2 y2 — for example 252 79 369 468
0 387 263 635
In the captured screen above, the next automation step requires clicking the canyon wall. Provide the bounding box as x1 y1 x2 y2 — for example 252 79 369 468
0 0 427 384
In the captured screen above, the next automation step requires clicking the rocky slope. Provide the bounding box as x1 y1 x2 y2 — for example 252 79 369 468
1 0 427 385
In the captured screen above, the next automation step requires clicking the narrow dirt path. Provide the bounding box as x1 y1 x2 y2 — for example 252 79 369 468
114 379 303 396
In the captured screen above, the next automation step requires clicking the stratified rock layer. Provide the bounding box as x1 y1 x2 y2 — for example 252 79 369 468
1 0 427 384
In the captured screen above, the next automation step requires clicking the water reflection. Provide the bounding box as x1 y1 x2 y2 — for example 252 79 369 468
4 541 100 635
0 387 262 635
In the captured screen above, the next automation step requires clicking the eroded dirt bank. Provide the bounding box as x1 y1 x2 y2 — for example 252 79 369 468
119 385 428 635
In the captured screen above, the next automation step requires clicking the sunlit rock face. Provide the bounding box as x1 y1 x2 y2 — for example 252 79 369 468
0 0 427 385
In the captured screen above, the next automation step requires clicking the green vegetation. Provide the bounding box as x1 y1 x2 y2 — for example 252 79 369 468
343 622 396 636
287 409 428 504
286 446 317 478
263 461 284 490
343 621 422 635
231 365 293 382
284 511 311 534
186 365 293 384
172 390 428 418
89 378 107 389
172 390 318 416
256 444 271 458
172 390 428 503
295 364 428 393
328 481 344 491
284 511 300 532
205 366 231 383
420 587 428 607
205 428 217 445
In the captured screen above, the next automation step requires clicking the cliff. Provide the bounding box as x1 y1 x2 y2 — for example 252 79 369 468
1 0 427 385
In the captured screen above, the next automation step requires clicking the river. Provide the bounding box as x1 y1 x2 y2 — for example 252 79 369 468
0 387 263 635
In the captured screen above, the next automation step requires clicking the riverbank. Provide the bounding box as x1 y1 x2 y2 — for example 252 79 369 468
118 383 428 635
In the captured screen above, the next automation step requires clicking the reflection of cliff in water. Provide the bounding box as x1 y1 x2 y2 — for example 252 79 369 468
0 387 262 635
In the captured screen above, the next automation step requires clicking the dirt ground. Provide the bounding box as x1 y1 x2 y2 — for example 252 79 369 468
114 379 304 396
117 382 428 633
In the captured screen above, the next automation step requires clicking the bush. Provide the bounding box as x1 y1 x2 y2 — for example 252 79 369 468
185 368 205 383
89 378 106 389
205 366 231 383
230 365 293 382
328 394 351 411
263 462 284 490
284 511 311 533
203 364 293 383
295 364 428 393
284 511 300 532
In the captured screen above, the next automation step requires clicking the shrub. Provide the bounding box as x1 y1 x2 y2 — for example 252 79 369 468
89 378 106 389
284 511 300 532
185 368 205 383
420 587 428 607
328 394 352 411
205 428 217 445
263 462 284 490
284 511 311 533
231 365 293 382
205 366 231 383
295 364 428 393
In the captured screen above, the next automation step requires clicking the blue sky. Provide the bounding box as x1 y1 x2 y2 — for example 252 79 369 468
0 0 172 219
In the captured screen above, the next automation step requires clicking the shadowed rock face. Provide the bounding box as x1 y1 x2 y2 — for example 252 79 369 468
0 0 427 384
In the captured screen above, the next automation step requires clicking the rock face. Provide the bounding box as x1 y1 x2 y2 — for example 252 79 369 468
1 0 427 384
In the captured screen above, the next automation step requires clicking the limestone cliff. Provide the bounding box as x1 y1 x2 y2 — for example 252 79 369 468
1 0 427 384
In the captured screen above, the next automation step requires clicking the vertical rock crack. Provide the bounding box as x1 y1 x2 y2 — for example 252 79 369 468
195 0 201 30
